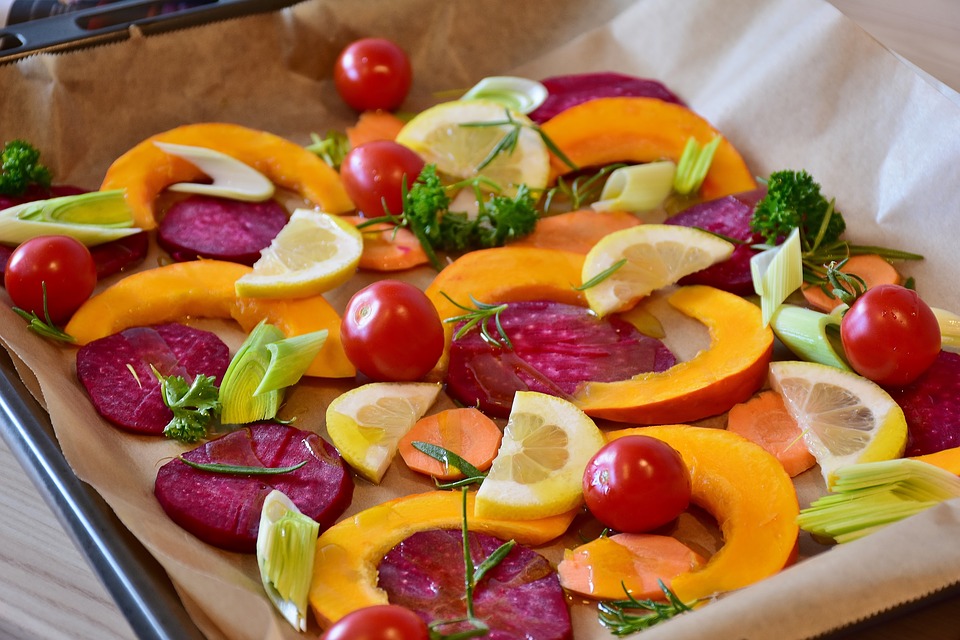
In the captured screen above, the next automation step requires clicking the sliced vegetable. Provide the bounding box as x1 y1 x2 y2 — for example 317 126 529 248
153 141 276 201
751 226 803 326
590 161 675 218
801 254 902 312
0 190 139 246
528 72 685 124
398 408 502 481
344 216 430 271
769 304 849 371
461 76 549 114
887 351 960 456
726 390 817 477
345 111 406 148
673 136 722 195
509 209 640 254
933 307 960 352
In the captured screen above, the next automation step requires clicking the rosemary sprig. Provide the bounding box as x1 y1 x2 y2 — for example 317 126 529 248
440 292 512 349
575 258 627 291
597 580 698 636
411 441 487 489
11 282 76 343
460 108 578 173
541 163 627 212
178 457 308 476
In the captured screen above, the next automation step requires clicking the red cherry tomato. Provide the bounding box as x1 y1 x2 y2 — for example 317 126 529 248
340 141 425 218
582 435 691 533
334 38 412 112
840 284 941 386
341 280 445 382
4 235 97 325
322 604 429 640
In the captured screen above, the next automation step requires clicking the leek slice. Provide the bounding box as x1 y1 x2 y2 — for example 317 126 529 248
673 136 721 195
590 161 675 220
751 227 802 326
257 490 319 632
256 330 328 396
770 305 850 370
0 190 140 246
461 76 548 114
933 307 960 352
797 459 960 543
154 141 276 201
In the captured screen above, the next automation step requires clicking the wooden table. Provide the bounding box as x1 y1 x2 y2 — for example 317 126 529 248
1 1 958 638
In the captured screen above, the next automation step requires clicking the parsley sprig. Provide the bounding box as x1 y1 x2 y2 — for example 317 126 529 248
154 370 221 443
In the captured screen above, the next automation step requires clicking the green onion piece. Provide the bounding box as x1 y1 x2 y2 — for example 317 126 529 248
256 490 320 632
0 190 140 246
932 307 960 352
673 136 722 195
590 161 676 220
751 226 803 326
219 320 286 424
460 76 548 114
256 329 328 396
797 459 960 543
770 305 850 371
154 141 276 202
178 457 308 475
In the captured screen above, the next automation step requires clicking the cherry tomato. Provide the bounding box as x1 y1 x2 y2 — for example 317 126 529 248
4 235 97 325
340 141 425 218
582 435 691 533
840 284 941 386
341 280 445 382
322 604 429 640
334 38 412 112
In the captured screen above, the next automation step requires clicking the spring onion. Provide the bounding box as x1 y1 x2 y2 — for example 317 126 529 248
461 76 549 114
256 490 319 632
770 305 850 370
0 189 140 245
590 161 676 220
797 459 960 543
154 141 275 202
673 136 721 195
751 226 803 326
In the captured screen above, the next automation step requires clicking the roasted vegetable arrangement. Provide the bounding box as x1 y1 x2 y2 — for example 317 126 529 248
3 36 960 640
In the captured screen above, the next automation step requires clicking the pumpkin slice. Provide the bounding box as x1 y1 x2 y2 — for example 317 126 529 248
308 491 577 628
574 285 773 424
609 425 799 602
64 260 354 378
539 97 757 200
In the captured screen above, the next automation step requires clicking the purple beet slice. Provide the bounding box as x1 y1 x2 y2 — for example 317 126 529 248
667 187 767 296
446 300 675 418
886 351 960 456
154 422 354 553
76 323 230 434
378 529 571 640
157 194 288 265
528 72 685 124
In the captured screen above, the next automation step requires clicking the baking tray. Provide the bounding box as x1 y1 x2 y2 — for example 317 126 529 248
0 0 297 63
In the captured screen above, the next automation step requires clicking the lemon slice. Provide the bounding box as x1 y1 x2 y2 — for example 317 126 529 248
475 391 605 520
325 382 442 483
235 209 362 298
395 99 550 195
769 361 908 487
582 224 734 317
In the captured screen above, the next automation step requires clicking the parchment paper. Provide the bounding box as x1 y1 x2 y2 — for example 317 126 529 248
2 0 960 638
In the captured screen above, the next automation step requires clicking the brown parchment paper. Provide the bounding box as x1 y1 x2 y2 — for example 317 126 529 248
2 0 960 638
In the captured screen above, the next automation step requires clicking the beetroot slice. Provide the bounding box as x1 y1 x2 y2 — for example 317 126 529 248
886 351 960 456
378 529 571 640
157 195 288 265
446 300 675 418
528 72 685 124
667 187 767 296
76 323 230 434
154 422 354 553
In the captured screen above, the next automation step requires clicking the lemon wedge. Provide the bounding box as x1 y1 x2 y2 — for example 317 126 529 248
768 361 908 487
395 99 550 195
475 391 605 520
581 224 734 317
325 382 442 483
234 209 362 298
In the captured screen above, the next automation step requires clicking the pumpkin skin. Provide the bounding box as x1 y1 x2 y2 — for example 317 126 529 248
307 491 577 628
609 425 799 602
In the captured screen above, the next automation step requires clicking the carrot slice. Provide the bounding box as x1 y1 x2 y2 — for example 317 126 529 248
398 408 502 481
346 110 406 148
344 216 430 272
558 533 705 601
511 209 640 254
801 254 902 312
726 390 816 477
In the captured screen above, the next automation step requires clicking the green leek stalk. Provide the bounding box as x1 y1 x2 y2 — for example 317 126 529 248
933 307 960 352
256 490 319 632
770 305 850 371
0 189 140 245
590 161 676 220
673 136 722 195
751 226 803 326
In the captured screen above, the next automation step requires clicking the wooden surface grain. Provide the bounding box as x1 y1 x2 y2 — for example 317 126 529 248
1 1 958 639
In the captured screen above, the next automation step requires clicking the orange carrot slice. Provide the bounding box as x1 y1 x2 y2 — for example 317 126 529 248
726 390 816 477
346 111 406 148
802 254 901 312
511 209 640 254
558 533 705 601
398 408 502 481
344 216 429 272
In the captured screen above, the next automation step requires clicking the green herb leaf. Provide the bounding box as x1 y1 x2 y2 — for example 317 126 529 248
156 371 221 443
441 292 512 349
0 140 51 196
306 130 350 170
411 441 486 488
12 284 76 343
575 258 627 291
597 580 698 636
178 457 308 475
